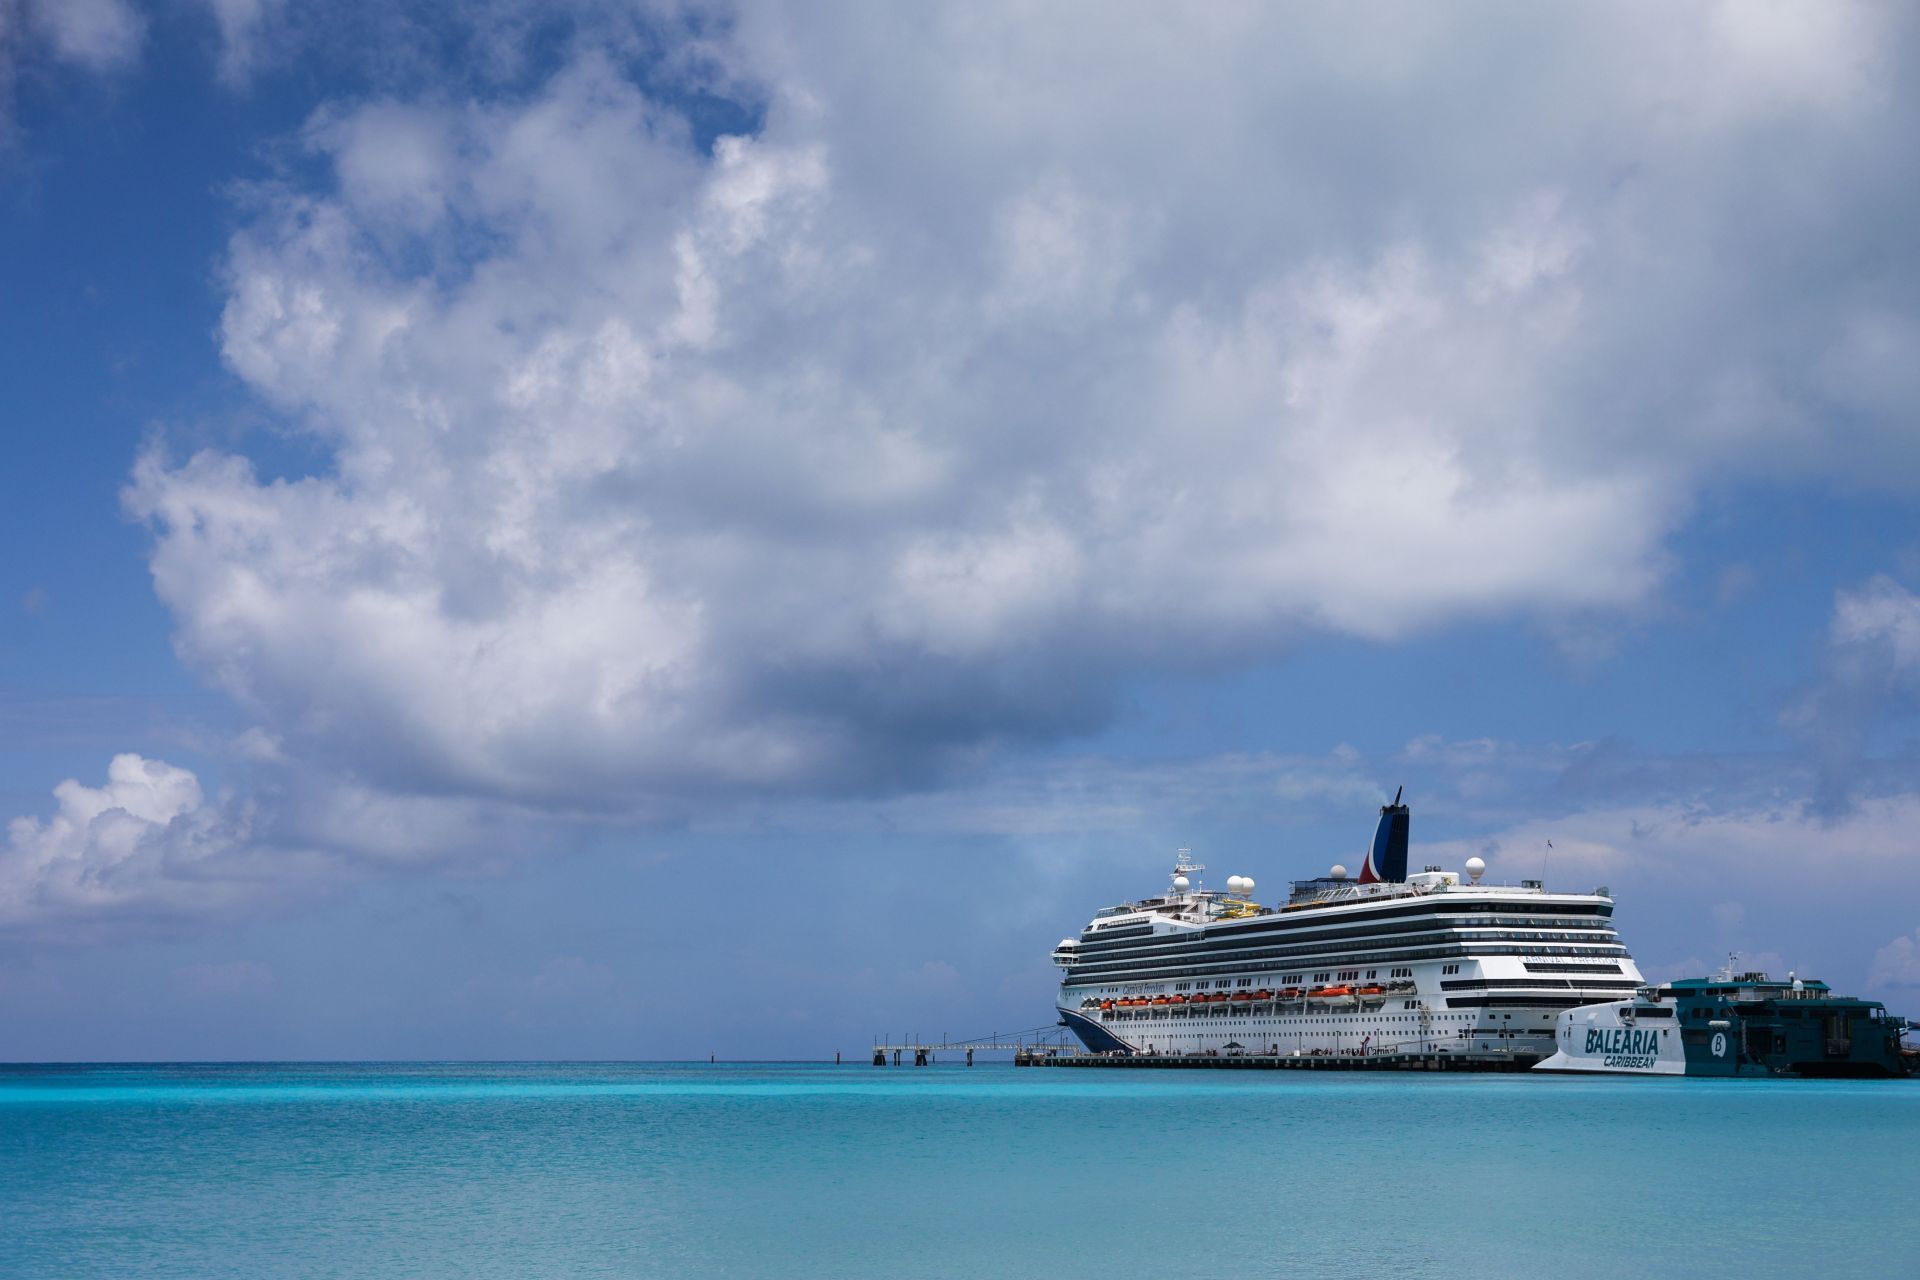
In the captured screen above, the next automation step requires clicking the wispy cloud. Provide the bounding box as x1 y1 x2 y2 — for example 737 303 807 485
198 0 287 88
1786 574 1920 809
0 0 144 140
709 751 1386 839
21 0 142 72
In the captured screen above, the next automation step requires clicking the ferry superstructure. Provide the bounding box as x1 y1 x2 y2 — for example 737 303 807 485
1051 794 1644 1063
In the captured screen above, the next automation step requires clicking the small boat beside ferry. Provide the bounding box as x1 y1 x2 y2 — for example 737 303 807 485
1534 958 1911 1078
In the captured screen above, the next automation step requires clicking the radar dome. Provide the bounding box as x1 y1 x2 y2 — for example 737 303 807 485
1172 874 1190 892
1464 856 1486 883
1330 864 1348 881
1240 876 1255 895
1226 875 1245 894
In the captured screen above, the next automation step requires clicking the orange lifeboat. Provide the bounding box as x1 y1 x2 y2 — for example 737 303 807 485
1151 995 1169 1005
1099 1000 1114 1010
1323 985 1352 997
1252 989 1273 1000
1357 985 1385 997
1169 994 1187 1004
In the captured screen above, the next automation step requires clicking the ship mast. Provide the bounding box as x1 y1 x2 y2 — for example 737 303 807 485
1170 847 1205 899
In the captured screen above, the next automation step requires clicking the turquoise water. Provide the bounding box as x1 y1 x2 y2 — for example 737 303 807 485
3 1063 1916 1278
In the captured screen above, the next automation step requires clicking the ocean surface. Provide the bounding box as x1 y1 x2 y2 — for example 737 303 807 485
2 1061 1915 1279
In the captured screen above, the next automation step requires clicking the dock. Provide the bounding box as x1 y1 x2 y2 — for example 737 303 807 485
868 1025 1544 1072
870 1027 1076 1066
1017 1048 1541 1071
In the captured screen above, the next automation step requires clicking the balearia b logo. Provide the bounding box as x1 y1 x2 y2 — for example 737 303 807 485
1584 1025 1660 1070
1711 1032 1727 1058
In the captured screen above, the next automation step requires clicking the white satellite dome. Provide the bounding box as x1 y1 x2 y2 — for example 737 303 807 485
1464 856 1486 883
1239 875 1255 895
1172 874 1190 892
1330 864 1348 881
1226 875 1246 894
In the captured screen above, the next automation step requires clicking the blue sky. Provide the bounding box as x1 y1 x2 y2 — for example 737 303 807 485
4 1 1920 1060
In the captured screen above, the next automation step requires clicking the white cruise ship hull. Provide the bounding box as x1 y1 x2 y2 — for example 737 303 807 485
1056 930 1634 1062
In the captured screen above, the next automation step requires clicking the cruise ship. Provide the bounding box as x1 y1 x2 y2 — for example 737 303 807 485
1051 793 1645 1063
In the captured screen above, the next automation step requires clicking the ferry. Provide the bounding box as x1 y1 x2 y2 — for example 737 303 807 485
1052 793 1643 1063
1534 958 1912 1078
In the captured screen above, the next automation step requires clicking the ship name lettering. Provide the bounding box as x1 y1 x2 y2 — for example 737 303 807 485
1584 1027 1659 1059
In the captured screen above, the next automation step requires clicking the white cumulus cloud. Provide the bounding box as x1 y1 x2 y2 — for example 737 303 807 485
0 0 1877 945
1868 928 1920 990
0 749 564 936
1831 576 1920 671
122 4 1920 819
3 754 264 932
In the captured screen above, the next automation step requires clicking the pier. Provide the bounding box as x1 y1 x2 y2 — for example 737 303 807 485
868 1026 1542 1071
1019 1047 1541 1071
870 1027 1075 1066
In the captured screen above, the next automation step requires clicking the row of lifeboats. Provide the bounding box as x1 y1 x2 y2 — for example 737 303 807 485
1094 984 1389 1011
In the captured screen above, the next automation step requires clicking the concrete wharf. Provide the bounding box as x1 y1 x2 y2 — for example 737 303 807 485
868 1025 1542 1071
1016 1048 1541 1072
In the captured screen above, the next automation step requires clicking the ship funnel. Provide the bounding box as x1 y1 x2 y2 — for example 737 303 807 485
1371 789 1410 882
